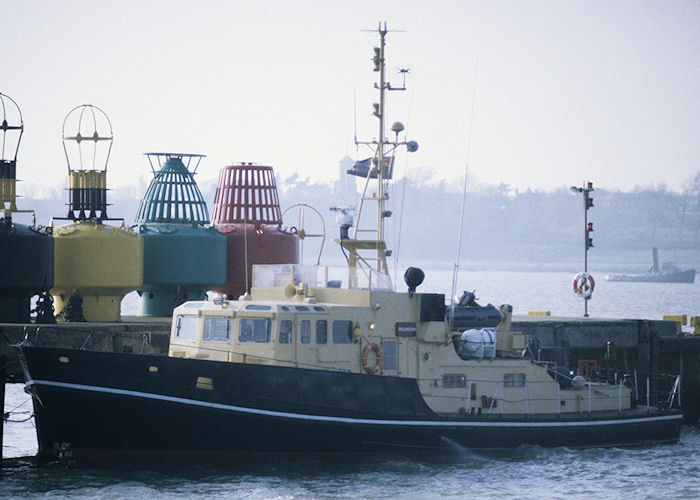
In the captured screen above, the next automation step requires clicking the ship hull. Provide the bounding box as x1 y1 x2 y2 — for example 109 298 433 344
20 346 682 465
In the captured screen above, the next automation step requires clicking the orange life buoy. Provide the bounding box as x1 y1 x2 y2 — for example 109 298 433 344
362 343 383 374
573 272 595 298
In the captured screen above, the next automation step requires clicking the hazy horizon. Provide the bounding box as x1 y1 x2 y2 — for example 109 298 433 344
3 1 698 198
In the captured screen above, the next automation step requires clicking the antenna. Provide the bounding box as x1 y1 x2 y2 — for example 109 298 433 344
353 88 357 146
450 56 479 325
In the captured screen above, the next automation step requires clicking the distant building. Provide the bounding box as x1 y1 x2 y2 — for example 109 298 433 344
335 155 358 207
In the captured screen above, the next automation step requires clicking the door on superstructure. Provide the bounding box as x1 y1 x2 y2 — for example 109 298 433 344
294 314 316 369
396 322 417 377
380 339 398 376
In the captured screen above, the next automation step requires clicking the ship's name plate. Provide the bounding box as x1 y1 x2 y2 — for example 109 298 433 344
396 322 417 337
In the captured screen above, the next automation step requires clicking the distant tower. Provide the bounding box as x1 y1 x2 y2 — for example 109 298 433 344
0 93 54 323
135 153 226 316
210 163 299 298
336 156 358 206
51 105 143 322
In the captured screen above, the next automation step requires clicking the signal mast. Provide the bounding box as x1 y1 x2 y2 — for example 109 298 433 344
340 23 418 289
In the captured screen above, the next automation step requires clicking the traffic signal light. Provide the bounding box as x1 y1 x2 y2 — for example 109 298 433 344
373 47 381 72
583 182 594 210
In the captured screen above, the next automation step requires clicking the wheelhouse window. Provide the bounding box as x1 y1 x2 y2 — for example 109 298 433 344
279 319 293 344
238 318 271 343
175 315 199 340
300 320 311 344
202 317 231 341
332 320 353 344
245 304 272 311
316 320 327 344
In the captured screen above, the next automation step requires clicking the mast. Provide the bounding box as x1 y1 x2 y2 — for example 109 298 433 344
340 23 418 289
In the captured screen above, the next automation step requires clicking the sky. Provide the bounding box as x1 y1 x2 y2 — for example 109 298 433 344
2 0 699 199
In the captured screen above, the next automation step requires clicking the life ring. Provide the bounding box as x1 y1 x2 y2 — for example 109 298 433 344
362 343 383 374
573 272 595 298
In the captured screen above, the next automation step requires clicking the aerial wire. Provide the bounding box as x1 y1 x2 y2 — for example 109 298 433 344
392 88 415 287
450 56 479 322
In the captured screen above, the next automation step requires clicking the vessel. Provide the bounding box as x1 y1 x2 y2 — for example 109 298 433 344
606 248 695 283
18 25 682 465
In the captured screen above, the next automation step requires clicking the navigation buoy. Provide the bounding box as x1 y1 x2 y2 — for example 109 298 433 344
573 272 595 299
0 93 54 323
51 105 143 322
210 164 299 299
135 153 226 317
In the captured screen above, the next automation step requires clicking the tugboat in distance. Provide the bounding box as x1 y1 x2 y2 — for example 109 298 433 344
606 248 695 283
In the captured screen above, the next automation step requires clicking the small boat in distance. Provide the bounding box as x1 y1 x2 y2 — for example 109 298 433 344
18 25 682 466
606 248 696 283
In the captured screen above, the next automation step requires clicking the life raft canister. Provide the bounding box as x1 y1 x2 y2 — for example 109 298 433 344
362 343 383 374
573 272 595 298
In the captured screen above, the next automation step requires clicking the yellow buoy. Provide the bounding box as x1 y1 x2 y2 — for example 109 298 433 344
50 104 143 322
52 221 142 321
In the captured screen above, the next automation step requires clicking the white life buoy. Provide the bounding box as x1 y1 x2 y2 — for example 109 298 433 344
573 272 595 298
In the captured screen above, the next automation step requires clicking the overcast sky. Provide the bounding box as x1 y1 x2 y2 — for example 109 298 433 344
2 0 698 199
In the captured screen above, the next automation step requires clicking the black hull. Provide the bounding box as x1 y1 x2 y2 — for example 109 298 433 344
20 346 682 465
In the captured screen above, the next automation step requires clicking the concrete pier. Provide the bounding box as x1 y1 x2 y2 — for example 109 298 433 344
1 319 171 381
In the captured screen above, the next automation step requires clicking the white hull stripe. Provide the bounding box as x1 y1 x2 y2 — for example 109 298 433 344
27 379 683 429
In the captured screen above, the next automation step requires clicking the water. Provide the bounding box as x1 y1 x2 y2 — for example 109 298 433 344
3 268 699 498
2 430 700 498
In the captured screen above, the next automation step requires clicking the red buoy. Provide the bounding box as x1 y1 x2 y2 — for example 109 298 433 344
210 164 299 299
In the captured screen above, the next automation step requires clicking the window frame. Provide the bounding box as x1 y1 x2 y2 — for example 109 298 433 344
316 320 328 344
174 315 199 341
202 316 232 342
332 320 354 344
238 318 272 343
279 319 293 344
